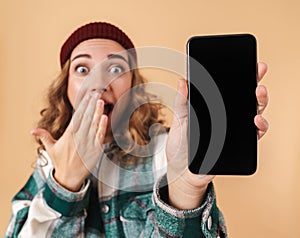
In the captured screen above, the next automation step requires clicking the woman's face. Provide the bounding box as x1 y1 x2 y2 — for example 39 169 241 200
67 38 133 141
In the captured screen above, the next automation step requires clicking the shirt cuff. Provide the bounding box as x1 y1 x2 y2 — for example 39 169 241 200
153 175 220 237
43 168 91 217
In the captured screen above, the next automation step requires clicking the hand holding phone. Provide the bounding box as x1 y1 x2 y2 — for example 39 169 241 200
187 34 258 175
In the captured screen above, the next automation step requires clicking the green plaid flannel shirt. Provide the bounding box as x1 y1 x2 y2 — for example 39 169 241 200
5 135 227 238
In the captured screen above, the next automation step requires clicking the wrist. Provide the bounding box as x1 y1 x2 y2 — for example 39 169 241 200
167 171 209 210
53 169 85 192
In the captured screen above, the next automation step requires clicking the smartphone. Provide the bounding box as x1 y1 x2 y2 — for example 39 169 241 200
187 34 258 175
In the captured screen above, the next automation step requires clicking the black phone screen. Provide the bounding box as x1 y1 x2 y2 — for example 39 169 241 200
187 34 257 175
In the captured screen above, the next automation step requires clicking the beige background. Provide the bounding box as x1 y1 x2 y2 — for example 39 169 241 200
1 0 299 237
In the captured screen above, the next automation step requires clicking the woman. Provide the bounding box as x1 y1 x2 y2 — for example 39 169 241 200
5 22 269 237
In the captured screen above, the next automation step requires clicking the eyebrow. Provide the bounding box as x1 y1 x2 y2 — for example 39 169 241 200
107 54 129 64
70 53 129 64
71 54 91 62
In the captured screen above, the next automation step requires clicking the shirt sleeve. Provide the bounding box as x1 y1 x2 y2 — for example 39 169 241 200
152 175 228 238
4 153 92 238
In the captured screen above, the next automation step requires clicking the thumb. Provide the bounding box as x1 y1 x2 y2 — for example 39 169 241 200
166 79 189 182
173 78 188 120
30 128 56 151
177 78 188 98
167 79 188 162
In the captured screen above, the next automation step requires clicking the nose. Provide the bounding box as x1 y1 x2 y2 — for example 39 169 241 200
90 83 113 94
87 67 112 94
91 88 107 93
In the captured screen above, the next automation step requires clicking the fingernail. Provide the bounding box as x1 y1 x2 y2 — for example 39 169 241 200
85 93 92 100
93 92 100 99
102 115 108 123
258 105 264 112
97 99 104 107
178 79 185 88
260 115 268 127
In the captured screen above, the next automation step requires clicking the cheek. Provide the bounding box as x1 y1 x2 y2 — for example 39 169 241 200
113 77 132 99
67 76 83 108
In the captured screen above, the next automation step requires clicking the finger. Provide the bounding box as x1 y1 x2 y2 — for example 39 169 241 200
170 78 188 133
71 93 92 133
257 62 268 83
96 115 108 146
178 78 188 98
256 85 269 114
78 92 99 135
254 115 269 139
91 99 104 135
30 128 56 151
173 78 188 119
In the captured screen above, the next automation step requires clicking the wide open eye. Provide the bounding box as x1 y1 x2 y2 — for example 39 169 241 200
76 66 89 74
108 65 124 74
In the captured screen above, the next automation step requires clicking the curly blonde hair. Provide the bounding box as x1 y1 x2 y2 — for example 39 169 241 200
36 58 166 166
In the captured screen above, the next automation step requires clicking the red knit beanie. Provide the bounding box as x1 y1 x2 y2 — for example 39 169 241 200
60 22 136 68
